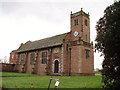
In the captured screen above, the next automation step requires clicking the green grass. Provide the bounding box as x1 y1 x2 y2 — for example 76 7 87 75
1 72 38 77
2 72 102 88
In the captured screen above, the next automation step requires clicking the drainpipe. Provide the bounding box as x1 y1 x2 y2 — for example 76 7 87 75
69 48 71 76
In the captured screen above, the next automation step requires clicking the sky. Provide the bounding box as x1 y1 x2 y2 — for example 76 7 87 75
0 0 114 69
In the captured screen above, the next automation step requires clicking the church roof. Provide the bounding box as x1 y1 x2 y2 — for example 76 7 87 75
16 33 67 53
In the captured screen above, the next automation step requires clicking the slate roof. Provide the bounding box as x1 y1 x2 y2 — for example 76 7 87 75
16 33 67 53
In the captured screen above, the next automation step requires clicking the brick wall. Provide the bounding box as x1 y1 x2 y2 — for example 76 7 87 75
1 63 15 72
9 51 17 64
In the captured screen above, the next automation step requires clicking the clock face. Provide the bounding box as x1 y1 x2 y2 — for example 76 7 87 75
74 31 79 37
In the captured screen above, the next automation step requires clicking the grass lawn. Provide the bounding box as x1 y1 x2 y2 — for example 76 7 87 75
1 72 102 89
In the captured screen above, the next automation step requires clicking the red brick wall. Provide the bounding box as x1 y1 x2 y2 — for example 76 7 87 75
17 47 63 75
9 51 17 64
1 63 15 72
62 10 94 76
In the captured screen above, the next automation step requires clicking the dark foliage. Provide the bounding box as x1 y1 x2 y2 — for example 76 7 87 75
95 1 120 89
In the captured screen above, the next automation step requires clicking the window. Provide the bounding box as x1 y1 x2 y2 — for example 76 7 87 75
42 52 47 64
12 55 14 59
85 19 88 26
86 34 87 40
74 19 79 26
30 53 35 65
20 54 25 64
66 44 68 51
70 41 77 46
85 50 90 58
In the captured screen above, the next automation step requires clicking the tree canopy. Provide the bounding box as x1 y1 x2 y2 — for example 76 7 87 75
95 1 120 89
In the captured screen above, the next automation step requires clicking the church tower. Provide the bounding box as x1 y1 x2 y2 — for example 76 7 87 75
70 8 90 42
63 9 94 76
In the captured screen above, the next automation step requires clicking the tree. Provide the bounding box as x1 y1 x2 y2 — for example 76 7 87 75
0 59 2 63
95 1 120 89
4 56 8 63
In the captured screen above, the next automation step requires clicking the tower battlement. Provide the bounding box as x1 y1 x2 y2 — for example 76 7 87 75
71 9 89 18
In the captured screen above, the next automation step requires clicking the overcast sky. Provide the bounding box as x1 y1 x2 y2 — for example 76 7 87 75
0 0 114 69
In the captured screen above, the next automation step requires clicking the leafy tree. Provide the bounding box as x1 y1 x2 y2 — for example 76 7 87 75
95 1 120 89
4 56 8 63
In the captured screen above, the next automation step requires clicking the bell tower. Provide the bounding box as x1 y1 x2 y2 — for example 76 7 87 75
70 8 90 43
63 9 94 76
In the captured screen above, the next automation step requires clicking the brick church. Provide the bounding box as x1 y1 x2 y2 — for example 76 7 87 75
10 9 94 76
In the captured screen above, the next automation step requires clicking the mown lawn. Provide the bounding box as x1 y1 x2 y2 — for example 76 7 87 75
1 72 102 89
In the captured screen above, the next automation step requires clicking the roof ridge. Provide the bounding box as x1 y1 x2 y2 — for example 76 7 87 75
16 32 70 53
31 32 69 43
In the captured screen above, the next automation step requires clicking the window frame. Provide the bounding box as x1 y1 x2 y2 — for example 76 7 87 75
85 49 90 59
20 54 25 65
74 19 79 26
41 51 48 64
85 19 88 26
30 53 35 65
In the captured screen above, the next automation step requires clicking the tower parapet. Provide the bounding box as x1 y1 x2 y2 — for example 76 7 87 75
71 8 89 18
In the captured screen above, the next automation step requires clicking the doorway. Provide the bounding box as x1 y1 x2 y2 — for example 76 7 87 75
54 60 59 73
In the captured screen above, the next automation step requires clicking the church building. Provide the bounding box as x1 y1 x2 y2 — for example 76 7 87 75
10 9 94 76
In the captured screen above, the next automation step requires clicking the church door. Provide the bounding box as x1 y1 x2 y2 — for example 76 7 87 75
54 60 59 73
